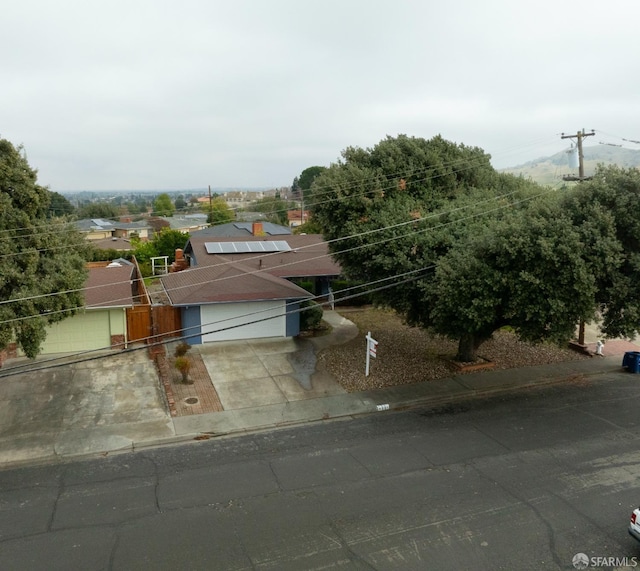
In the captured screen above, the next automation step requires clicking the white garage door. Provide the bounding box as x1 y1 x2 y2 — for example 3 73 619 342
201 301 286 342
39 311 112 354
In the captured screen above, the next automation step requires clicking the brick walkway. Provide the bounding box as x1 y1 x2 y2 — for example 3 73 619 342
585 339 640 357
155 349 224 417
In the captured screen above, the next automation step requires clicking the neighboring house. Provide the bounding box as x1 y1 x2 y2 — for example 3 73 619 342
160 233 341 344
34 260 140 354
158 214 209 234
74 218 116 240
112 220 151 240
287 210 310 228
74 218 150 241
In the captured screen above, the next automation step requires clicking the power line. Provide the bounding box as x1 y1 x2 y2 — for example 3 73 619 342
0 267 434 379
0 182 554 320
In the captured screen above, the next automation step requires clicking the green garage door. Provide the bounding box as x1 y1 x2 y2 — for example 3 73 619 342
39 310 112 354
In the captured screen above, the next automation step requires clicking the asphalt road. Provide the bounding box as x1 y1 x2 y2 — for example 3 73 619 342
2 371 640 570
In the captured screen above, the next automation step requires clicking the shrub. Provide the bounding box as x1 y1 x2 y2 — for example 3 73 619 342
299 300 323 331
174 356 192 384
174 341 191 357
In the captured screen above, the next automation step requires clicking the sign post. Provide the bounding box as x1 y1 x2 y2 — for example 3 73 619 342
365 331 378 377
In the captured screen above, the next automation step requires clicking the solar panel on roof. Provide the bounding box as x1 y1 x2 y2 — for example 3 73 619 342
204 240 291 254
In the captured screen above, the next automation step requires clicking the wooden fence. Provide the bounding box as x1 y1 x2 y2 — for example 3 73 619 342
126 305 181 345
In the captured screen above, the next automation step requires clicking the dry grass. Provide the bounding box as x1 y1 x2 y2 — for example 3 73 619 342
318 307 590 393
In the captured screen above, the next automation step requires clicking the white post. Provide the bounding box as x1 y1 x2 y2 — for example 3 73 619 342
365 331 378 377
365 331 371 377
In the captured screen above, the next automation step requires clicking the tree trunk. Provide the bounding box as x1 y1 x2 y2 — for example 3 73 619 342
456 334 476 362
456 333 488 362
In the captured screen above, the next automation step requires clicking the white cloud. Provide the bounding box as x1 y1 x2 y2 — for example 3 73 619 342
2 0 639 189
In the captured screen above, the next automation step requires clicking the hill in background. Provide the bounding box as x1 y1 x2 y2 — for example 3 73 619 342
501 145 640 186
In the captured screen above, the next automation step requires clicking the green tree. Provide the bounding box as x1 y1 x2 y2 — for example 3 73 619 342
152 193 175 216
312 134 597 361
130 239 158 277
251 196 295 226
204 197 235 225
297 165 327 208
427 199 597 360
48 191 75 218
291 176 300 199
561 165 640 340
151 228 190 262
0 139 89 358
77 201 119 220
174 196 187 211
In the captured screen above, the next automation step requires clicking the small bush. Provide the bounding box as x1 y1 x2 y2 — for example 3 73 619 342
174 356 192 384
299 300 323 331
174 341 191 357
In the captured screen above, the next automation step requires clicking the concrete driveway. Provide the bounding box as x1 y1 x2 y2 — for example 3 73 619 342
0 349 174 466
196 336 347 410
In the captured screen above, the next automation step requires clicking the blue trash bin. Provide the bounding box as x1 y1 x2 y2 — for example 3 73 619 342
623 351 640 373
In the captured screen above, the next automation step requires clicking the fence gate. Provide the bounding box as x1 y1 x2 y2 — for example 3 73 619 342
126 305 152 344
150 305 182 342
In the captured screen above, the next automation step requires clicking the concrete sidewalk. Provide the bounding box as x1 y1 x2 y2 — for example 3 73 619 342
169 354 628 440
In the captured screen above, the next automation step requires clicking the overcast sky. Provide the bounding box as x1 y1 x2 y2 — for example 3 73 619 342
2 0 639 191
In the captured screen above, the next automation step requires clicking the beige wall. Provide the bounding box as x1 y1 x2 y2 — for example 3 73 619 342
33 308 127 354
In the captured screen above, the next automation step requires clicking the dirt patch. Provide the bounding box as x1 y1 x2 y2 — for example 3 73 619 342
318 308 590 393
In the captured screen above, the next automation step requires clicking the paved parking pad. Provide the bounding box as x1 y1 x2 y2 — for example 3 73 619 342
0 350 174 465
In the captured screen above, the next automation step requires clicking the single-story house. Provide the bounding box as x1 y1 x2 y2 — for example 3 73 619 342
34 260 139 354
148 215 210 235
75 218 151 241
287 210 310 228
160 262 313 343
159 233 341 344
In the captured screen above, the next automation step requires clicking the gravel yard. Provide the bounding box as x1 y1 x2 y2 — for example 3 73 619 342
317 307 590 392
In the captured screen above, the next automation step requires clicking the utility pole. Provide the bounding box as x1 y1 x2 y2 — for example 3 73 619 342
562 129 595 350
561 129 595 182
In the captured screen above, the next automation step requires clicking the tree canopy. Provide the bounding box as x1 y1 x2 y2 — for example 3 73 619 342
76 201 119 220
132 228 190 276
312 134 634 361
249 196 295 226
48 191 75 218
203 197 235 225
0 139 89 358
152 193 175 217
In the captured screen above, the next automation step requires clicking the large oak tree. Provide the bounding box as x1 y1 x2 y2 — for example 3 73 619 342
312 134 619 361
0 139 89 358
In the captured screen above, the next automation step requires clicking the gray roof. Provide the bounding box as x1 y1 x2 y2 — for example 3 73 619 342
75 219 150 232
112 221 151 231
75 218 116 232
189 222 291 238
185 234 341 278
159 216 209 231
161 262 312 305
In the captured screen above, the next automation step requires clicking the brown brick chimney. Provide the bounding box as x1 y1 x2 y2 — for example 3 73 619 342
252 222 265 236
170 248 189 272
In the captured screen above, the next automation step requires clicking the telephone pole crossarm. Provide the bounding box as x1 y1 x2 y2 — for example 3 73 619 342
562 129 595 182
